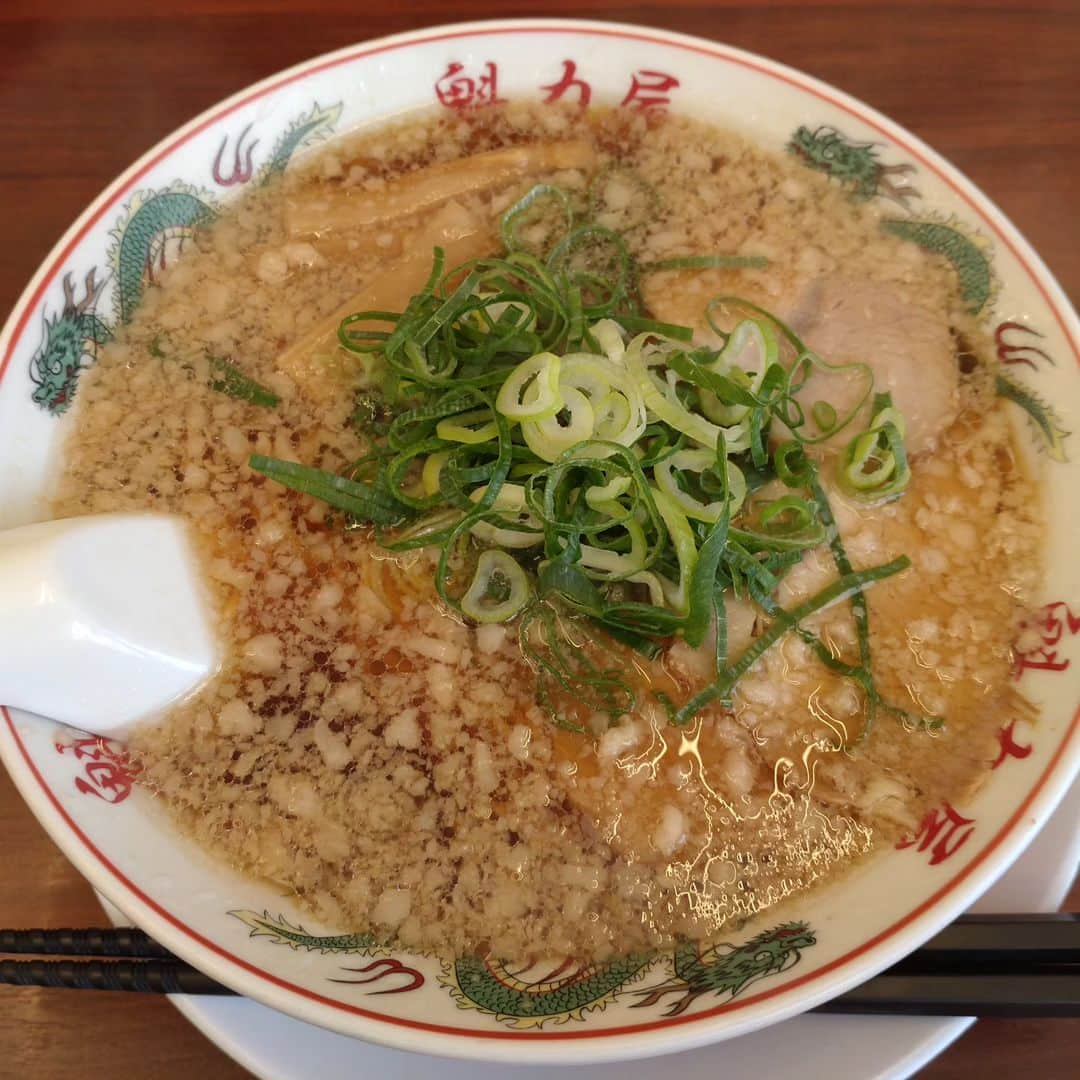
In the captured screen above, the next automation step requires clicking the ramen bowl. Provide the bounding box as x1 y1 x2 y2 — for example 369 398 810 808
1 19 1077 1065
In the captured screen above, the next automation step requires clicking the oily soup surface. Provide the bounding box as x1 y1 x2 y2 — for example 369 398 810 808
53 105 1040 961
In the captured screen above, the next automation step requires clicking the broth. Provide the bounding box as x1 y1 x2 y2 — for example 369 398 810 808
52 103 1041 960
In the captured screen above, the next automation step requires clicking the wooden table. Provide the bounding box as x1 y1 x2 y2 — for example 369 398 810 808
1 1 1077 1076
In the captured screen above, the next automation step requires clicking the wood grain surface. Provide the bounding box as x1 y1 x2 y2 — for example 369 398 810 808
0 2 1076 1077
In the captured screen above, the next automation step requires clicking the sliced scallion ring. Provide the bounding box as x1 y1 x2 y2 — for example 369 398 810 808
700 318 777 426
563 356 647 450
521 385 596 462
650 487 698 614
461 549 531 623
653 449 747 523
626 570 669 606
591 318 627 362
837 393 911 502
577 498 649 578
495 351 563 420
585 474 632 507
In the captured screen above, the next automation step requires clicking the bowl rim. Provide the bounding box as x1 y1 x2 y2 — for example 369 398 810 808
1 16 1078 1065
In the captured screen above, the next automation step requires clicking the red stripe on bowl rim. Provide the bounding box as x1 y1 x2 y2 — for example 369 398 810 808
2 18 1078 1055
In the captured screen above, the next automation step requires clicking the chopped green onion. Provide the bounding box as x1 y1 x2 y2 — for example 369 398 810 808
150 337 280 408
673 555 911 725
500 184 575 254
209 355 281 408
811 400 837 430
461 549 530 622
250 455 403 525
521 386 596 461
495 351 563 420
758 494 816 536
773 440 812 487
837 392 911 502
254 175 922 739
436 406 499 444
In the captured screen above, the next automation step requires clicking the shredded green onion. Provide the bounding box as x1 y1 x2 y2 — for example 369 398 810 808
249 455 403 525
252 175 926 735
150 336 280 408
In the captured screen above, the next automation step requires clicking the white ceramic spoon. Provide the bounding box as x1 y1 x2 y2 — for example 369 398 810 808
0 513 219 739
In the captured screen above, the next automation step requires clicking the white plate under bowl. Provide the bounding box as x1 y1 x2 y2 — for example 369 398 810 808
3 16 1079 1066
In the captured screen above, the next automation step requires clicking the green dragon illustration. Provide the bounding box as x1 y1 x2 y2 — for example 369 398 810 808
995 371 1070 463
878 217 1067 454
631 921 817 1017
30 183 213 416
442 952 655 1029
230 909 385 955
29 100 344 416
258 101 344 184
787 126 1063 455
788 127 997 316
788 125 919 207
112 100 345 323
881 216 996 315
28 269 112 414
110 184 216 323
231 910 817 1028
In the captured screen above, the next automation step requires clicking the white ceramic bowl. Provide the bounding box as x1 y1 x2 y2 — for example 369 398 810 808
1 18 1077 1065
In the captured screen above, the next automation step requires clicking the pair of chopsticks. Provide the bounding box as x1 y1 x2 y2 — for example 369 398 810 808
0 926 222 995
817 913 1080 1016
2 914 1078 1016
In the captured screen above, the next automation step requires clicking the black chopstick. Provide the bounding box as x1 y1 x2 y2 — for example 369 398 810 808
4 959 1077 1015
2 915 1078 1015
884 913 1080 975
815 972 1080 1017
0 957 229 995
0 927 172 958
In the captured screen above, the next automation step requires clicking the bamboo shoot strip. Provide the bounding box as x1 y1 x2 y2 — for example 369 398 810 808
275 201 497 390
285 141 597 238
